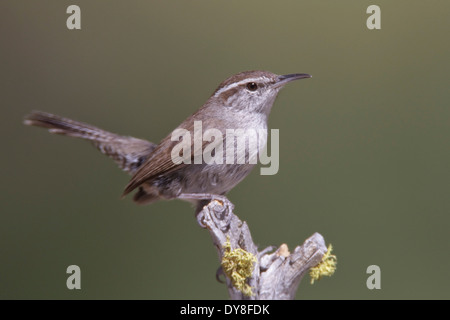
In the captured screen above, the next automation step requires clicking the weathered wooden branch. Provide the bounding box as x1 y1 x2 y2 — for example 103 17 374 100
197 199 328 300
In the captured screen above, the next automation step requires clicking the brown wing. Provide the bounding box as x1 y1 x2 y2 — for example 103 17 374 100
122 111 226 197
121 136 187 196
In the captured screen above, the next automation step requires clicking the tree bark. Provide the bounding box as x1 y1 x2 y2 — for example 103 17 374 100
197 199 328 300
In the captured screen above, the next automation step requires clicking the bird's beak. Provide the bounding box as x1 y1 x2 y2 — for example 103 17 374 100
275 73 312 88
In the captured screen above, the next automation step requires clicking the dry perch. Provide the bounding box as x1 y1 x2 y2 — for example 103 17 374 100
198 199 335 300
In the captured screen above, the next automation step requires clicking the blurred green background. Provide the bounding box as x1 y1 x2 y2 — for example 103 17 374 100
1 1 449 299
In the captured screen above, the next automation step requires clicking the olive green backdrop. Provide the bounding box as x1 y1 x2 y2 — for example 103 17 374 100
1 1 449 299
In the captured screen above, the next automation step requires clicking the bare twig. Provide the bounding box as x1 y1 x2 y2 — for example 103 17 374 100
198 200 328 300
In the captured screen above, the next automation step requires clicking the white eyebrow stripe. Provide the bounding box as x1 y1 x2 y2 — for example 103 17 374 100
214 76 271 97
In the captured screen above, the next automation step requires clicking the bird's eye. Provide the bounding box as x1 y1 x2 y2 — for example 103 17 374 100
246 82 258 91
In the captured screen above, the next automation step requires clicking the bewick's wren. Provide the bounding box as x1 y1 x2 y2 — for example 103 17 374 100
24 71 311 216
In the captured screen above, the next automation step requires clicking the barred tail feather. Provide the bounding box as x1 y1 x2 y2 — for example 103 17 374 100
24 111 157 174
24 111 114 142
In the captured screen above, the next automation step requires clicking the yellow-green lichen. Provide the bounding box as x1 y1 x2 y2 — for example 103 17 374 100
309 244 337 284
221 237 257 296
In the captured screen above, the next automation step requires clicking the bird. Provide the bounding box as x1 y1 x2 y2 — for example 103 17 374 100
24 70 311 220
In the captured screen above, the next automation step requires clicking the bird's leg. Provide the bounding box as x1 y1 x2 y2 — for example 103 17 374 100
179 193 234 228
